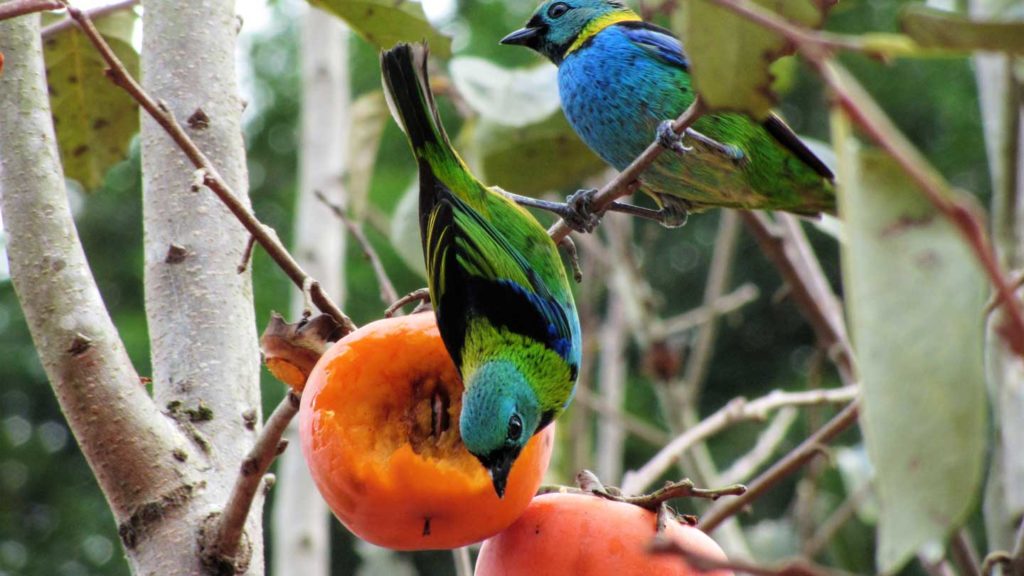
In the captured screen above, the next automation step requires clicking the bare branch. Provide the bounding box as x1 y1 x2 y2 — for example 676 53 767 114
573 387 669 446
742 212 856 384
622 386 858 494
201 393 300 572
802 483 873 557
40 0 136 38
698 400 860 533
548 99 706 242
316 189 398 306
0 0 60 22
56 0 356 333
719 407 798 485
950 529 982 576
651 282 760 341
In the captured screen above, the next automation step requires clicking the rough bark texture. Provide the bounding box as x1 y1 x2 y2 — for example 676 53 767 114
972 0 1024 554
140 0 262 572
271 7 349 575
0 7 201 572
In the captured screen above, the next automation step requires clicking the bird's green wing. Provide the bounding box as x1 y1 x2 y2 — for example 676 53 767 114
424 187 578 376
615 21 834 181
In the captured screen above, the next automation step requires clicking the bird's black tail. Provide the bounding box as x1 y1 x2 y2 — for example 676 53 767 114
380 43 454 160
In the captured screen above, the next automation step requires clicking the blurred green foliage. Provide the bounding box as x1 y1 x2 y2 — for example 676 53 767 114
0 0 990 574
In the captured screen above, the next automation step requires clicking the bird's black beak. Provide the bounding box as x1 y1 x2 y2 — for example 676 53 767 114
483 448 519 498
500 27 542 49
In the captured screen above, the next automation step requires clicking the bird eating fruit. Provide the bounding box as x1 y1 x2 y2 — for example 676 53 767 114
380 43 582 497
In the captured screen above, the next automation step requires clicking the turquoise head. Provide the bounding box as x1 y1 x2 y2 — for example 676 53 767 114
460 360 542 498
500 0 636 64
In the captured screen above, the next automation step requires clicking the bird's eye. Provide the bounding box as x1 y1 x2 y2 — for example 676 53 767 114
507 414 524 441
547 2 571 18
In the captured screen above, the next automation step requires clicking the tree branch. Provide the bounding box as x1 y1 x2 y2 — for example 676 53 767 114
202 393 299 572
548 99 706 242
698 400 860 533
0 0 60 22
719 407 798 486
650 282 760 341
741 212 856 385
316 190 398 307
40 0 136 38
57 0 355 333
0 6 199 561
622 385 858 494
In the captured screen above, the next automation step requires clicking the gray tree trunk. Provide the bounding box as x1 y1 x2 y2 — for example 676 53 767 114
140 0 263 572
271 6 350 575
0 7 206 574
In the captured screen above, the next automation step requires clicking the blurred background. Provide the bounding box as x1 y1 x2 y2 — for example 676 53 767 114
0 0 989 574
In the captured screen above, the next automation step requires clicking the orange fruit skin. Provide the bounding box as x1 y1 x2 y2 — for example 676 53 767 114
299 313 555 550
475 493 733 576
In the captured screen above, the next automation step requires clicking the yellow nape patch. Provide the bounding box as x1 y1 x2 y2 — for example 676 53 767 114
564 10 641 57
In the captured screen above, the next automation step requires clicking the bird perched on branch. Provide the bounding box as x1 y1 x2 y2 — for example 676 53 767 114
501 0 835 226
380 43 581 498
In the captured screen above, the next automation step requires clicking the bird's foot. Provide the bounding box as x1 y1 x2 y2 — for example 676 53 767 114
657 120 693 154
500 188 601 233
684 128 746 165
563 188 602 234
654 194 691 229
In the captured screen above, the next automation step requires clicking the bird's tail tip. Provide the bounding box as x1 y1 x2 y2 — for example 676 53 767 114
380 41 449 153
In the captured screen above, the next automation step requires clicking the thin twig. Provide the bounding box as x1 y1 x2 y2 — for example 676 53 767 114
385 288 431 318
315 190 399 306
802 483 873 557
40 0 136 38
698 400 860 533
719 407 798 485
547 99 706 243
574 386 668 445
453 547 473 576
540 470 746 508
57 0 355 334
951 529 983 576
742 212 856 385
651 282 760 340
622 385 858 494
0 0 60 22
202 393 300 569
236 235 256 274
1012 513 1024 574
707 0 1024 356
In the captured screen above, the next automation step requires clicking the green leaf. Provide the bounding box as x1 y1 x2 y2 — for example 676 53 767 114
309 0 451 57
901 5 1024 53
463 114 605 196
43 11 139 190
675 0 833 118
838 143 987 573
344 90 389 219
448 57 561 127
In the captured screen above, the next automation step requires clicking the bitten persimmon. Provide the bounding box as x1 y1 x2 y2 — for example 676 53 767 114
475 493 733 576
299 312 555 550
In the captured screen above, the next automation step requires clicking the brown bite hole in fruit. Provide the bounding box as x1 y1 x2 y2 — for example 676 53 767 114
406 377 461 457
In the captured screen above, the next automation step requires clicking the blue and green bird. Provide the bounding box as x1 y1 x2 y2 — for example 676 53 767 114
381 44 581 497
502 0 835 219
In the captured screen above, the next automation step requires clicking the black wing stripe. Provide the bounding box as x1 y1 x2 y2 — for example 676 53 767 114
762 114 834 180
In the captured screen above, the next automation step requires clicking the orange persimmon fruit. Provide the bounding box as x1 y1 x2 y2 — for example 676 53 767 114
299 312 555 550
475 493 733 576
